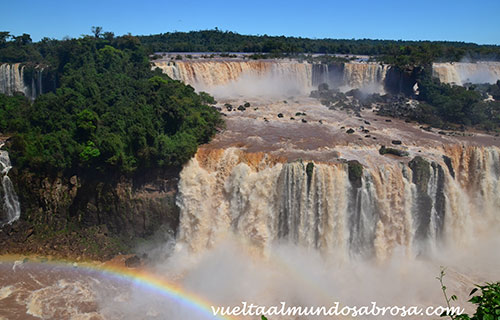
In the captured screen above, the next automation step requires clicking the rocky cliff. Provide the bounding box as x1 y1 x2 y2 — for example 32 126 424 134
0 167 180 259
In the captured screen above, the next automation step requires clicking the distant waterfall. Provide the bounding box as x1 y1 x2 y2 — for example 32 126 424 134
154 60 313 97
153 60 390 95
432 62 500 85
312 62 390 93
175 146 500 261
0 63 26 96
312 63 345 89
0 63 44 100
0 145 21 226
342 62 389 91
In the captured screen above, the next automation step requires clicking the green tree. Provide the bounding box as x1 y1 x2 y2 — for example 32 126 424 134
1 34 223 176
91 26 103 38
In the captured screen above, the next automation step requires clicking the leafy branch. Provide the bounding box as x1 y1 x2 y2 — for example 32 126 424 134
438 266 500 320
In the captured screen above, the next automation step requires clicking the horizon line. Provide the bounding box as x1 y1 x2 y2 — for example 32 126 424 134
3 28 499 47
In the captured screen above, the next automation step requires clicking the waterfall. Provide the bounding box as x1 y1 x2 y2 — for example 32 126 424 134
342 62 389 91
274 162 349 254
0 145 21 226
311 63 345 89
154 60 313 97
311 62 390 93
0 63 44 100
0 63 27 96
153 59 391 95
348 171 378 258
28 67 44 100
432 62 500 85
175 146 500 261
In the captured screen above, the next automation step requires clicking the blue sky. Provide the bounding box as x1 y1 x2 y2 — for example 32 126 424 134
2 0 499 44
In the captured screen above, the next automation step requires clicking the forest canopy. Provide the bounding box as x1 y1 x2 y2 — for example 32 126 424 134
2 29 500 67
137 29 500 66
0 32 223 175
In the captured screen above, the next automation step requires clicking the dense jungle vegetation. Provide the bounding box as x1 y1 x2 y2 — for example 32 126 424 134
0 29 223 175
2 28 500 175
137 29 500 66
413 73 500 130
3 29 500 67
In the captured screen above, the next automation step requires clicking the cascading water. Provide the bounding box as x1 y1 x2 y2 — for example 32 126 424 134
0 63 44 100
155 59 500 97
0 144 21 226
153 59 391 95
154 60 314 97
30 67 44 100
274 161 349 253
347 169 379 258
175 146 500 261
311 63 345 89
0 63 26 96
342 62 390 92
432 62 500 85
2 59 500 320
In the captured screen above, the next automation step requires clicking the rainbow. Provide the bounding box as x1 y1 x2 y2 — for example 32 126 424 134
0 255 235 320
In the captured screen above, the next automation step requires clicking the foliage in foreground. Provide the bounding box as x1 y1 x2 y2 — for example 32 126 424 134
438 268 500 320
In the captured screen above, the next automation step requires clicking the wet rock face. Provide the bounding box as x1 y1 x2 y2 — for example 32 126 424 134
10 168 180 239
442 155 455 178
0 185 6 222
409 156 431 193
347 160 363 189
432 163 446 240
384 66 421 96
408 156 446 244
346 159 373 259
408 156 432 243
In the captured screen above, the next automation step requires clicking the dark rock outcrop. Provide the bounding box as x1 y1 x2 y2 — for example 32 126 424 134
442 155 455 178
408 156 446 247
125 255 141 268
379 146 408 157
9 167 180 243
384 66 421 96
347 160 363 189
409 156 432 244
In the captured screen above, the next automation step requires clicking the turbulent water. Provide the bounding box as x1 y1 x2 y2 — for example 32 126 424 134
153 60 390 96
0 63 44 100
175 146 500 261
155 59 500 97
432 62 500 85
2 58 500 319
0 146 21 226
